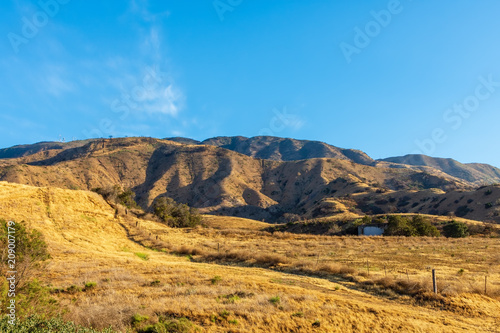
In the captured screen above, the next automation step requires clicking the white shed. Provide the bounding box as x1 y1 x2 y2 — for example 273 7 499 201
358 224 386 236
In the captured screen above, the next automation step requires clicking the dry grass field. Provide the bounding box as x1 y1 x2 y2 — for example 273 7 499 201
0 181 499 332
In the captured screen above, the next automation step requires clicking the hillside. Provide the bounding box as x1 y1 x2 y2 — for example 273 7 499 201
0 139 92 159
4 137 496 223
4 136 500 187
380 154 500 185
167 135 375 165
0 181 499 332
166 136 500 186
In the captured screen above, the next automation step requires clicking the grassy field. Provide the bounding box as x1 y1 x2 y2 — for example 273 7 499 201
0 181 499 332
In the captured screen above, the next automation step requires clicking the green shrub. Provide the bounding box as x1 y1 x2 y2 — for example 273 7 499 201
269 296 281 306
66 284 82 294
84 282 97 290
0 220 54 319
152 197 202 228
141 317 195 333
117 189 139 209
150 280 161 287
385 216 415 236
443 221 469 238
411 215 440 237
93 185 139 209
384 215 440 237
0 315 118 332
455 205 471 217
131 313 149 326
219 310 230 320
134 252 149 261
211 276 222 285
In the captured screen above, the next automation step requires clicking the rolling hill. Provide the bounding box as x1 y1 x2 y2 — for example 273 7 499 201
2 181 499 332
1 136 499 223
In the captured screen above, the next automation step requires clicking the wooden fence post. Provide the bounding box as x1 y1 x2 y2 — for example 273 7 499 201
432 269 437 294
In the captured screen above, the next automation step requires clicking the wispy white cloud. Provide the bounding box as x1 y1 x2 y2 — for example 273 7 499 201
109 0 184 117
128 0 170 23
44 72 75 97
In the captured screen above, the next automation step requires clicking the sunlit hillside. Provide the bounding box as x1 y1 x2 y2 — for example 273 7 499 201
0 181 499 332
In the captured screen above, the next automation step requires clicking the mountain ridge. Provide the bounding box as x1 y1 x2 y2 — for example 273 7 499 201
2 136 499 223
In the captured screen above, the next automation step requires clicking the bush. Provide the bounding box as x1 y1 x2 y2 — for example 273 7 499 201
269 296 281 305
411 215 440 237
385 216 415 236
131 313 149 326
455 205 471 217
211 276 222 285
117 189 139 209
0 220 50 289
0 315 118 332
134 252 149 261
140 317 196 333
384 215 439 237
84 281 97 290
93 185 139 209
443 221 469 238
152 197 202 228
0 220 55 320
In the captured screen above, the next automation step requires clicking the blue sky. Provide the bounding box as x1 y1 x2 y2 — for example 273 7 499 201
1 0 500 167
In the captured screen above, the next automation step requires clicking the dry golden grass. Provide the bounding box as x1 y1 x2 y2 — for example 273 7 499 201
0 181 499 332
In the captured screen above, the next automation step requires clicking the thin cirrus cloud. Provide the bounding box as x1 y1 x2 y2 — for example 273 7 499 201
106 2 184 117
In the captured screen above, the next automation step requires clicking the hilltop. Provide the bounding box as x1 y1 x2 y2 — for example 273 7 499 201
380 154 500 185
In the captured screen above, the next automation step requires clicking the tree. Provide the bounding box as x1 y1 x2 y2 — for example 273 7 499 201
0 220 50 289
443 221 469 238
385 215 416 236
411 215 440 237
93 185 138 209
117 189 138 209
152 197 202 228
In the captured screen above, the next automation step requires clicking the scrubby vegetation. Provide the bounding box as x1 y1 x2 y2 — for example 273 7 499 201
1 183 499 332
443 221 469 238
0 315 118 332
0 220 58 321
92 185 139 209
384 215 440 237
152 196 202 228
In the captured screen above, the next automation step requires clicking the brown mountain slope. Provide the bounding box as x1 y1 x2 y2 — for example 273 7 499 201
0 137 489 222
380 154 500 185
168 136 500 186
0 139 92 159
166 136 375 165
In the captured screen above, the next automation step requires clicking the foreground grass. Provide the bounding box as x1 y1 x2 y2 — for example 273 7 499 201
1 182 499 332
0 315 118 333
128 217 500 300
